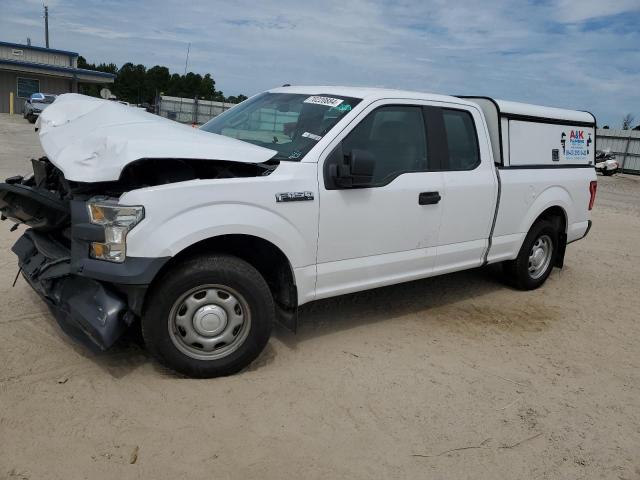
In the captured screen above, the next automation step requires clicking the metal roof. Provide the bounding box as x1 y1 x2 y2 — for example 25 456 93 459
0 40 79 57
0 58 115 79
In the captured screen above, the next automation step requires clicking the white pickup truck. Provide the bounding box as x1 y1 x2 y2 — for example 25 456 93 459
0 87 597 377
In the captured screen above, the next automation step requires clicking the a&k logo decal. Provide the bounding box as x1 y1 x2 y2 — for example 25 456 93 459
561 130 591 160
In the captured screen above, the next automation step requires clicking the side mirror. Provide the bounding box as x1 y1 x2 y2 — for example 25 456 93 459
330 148 375 188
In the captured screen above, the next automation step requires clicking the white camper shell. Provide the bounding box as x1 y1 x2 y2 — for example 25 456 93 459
462 97 596 167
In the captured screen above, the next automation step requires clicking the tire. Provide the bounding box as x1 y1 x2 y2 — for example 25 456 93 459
142 254 274 378
503 219 559 290
602 169 613 176
27 115 36 124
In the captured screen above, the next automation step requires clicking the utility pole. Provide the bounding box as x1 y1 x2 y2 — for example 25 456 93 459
44 5 49 48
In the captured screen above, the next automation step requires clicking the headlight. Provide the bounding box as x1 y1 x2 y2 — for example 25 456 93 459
87 199 144 263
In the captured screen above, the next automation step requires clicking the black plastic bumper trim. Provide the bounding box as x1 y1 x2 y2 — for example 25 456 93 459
76 255 170 285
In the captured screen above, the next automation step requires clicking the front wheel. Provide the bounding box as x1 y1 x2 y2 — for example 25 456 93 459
142 254 274 378
503 219 559 290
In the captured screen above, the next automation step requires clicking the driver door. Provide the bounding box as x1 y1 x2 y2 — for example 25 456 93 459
315 100 444 300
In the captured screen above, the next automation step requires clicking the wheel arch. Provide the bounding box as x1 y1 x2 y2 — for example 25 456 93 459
527 204 568 268
147 234 299 331
520 185 572 233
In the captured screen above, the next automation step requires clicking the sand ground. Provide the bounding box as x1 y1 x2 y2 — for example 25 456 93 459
0 113 639 479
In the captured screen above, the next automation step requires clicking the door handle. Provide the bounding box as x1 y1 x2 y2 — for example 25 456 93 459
418 191 441 205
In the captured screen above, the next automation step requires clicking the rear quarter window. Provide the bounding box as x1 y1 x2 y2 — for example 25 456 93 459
442 109 480 170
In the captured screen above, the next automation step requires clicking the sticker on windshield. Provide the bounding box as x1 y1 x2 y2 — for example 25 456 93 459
302 132 322 141
333 103 352 112
304 96 343 108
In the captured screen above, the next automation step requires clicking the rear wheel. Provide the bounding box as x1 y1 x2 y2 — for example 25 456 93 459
503 219 559 290
142 254 274 378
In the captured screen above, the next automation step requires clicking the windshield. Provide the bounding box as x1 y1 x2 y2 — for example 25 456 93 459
33 95 56 104
200 92 361 161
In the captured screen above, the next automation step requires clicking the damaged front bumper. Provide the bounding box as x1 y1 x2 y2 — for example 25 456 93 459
13 230 134 350
1 159 170 351
12 225 169 350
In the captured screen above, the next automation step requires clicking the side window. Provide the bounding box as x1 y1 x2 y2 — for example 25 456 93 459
342 105 427 184
442 109 480 170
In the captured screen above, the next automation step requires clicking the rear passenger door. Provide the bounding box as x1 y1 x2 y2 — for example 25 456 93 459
431 106 498 273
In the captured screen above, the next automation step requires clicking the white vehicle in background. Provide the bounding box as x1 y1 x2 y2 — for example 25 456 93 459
595 150 619 176
0 87 597 378
23 93 56 123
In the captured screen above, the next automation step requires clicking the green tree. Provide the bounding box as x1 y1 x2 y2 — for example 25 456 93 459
181 72 202 98
115 63 147 104
145 65 170 102
77 56 115 97
77 55 94 69
225 94 248 104
75 56 247 105
96 62 117 75
198 73 216 100
166 73 183 97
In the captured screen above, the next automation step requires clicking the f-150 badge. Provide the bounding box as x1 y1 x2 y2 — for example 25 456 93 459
275 192 314 202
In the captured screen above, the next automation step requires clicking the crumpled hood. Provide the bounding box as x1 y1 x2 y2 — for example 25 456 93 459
37 94 277 182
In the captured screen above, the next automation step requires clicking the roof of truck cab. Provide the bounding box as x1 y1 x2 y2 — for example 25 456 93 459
268 85 471 105
268 86 595 124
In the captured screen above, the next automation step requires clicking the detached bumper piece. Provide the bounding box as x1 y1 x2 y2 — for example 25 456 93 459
12 230 132 350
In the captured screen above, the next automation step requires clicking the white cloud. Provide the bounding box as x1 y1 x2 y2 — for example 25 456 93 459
0 0 638 126
554 0 640 23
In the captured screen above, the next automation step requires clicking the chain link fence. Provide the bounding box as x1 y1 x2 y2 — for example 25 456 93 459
157 95 237 125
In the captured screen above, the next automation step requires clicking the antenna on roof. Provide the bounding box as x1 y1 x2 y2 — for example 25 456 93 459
43 4 49 48
184 42 191 75
178 42 191 120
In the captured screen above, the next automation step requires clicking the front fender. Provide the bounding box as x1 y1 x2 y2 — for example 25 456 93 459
125 202 313 269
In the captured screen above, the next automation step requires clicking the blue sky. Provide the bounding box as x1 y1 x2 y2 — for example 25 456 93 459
2 0 639 127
